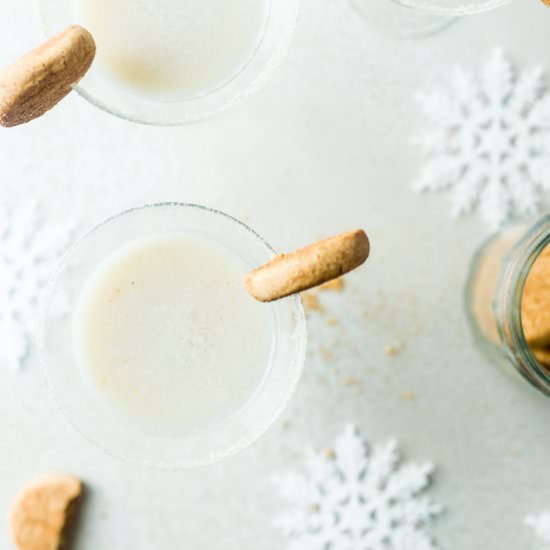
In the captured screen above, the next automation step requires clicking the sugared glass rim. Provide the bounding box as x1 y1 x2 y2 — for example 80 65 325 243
33 0 300 126
391 0 513 16
38 203 307 469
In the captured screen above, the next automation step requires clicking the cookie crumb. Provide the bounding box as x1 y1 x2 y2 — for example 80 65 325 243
319 347 333 360
324 448 336 459
385 341 405 357
343 376 361 387
302 293 324 313
318 278 345 292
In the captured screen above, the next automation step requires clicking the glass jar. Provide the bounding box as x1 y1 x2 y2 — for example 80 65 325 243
465 214 550 396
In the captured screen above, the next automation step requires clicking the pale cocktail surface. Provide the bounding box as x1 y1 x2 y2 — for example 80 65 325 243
73 235 273 435
78 0 268 97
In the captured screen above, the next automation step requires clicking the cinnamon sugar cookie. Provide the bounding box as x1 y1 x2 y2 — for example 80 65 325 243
521 245 550 349
0 26 95 127
245 230 369 302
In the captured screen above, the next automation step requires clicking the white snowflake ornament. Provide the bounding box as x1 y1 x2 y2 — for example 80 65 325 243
414 49 550 229
526 512 550 549
0 201 77 369
273 425 442 550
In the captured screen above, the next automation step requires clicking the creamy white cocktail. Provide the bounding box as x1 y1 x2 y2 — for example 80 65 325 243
73 234 273 435
77 0 268 98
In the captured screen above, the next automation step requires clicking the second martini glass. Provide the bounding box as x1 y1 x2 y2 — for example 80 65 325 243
34 0 299 125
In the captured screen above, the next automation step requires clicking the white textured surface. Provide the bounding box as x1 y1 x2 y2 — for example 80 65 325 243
0 200 76 369
0 1 550 549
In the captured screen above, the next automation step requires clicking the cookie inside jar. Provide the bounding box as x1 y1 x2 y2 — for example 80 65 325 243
522 244 550 371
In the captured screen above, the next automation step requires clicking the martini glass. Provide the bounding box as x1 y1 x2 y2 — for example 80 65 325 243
39 203 307 469
33 0 299 125
351 0 514 38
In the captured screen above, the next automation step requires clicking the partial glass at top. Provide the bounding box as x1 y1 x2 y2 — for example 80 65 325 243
34 0 299 126
392 0 513 15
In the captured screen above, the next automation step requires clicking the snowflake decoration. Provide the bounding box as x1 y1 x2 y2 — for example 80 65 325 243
272 425 442 550
414 49 550 229
0 201 77 369
526 512 550 549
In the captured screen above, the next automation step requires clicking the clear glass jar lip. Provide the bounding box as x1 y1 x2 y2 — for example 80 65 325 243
499 215 550 390
33 0 300 126
390 0 513 16
38 202 307 469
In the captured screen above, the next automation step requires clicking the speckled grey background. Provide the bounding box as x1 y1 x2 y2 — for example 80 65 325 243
0 1 549 548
